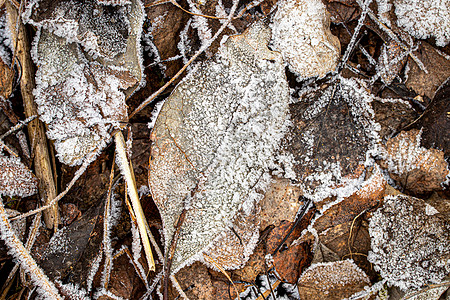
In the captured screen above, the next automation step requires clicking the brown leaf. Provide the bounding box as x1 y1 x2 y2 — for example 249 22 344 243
259 177 303 230
265 216 314 283
376 40 408 85
297 260 370 300
416 81 450 157
405 42 450 99
231 242 266 283
378 129 449 194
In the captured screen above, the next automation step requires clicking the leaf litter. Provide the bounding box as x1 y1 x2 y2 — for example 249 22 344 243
0 0 449 298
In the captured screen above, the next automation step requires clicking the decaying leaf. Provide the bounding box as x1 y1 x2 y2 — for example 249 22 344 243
378 129 450 194
281 76 381 202
297 260 370 300
149 20 291 273
368 194 450 291
24 0 144 165
0 154 38 197
401 281 450 300
270 0 341 78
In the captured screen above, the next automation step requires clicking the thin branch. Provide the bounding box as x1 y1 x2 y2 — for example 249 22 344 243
114 131 156 272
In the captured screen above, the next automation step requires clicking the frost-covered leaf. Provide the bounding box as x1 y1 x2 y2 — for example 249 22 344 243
378 129 450 194
270 0 341 78
393 0 450 47
24 0 130 59
27 0 144 165
368 195 450 291
297 260 370 300
0 154 38 197
148 20 291 273
281 77 381 202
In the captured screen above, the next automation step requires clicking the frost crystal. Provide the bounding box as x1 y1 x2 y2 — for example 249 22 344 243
270 0 341 78
0 155 38 198
394 0 450 47
368 195 450 291
149 20 291 273
25 0 144 165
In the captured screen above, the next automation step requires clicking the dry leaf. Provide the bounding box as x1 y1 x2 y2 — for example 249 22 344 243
0 154 38 198
405 42 450 99
378 129 449 194
149 20 291 273
259 177 303 229
281 76 381 202
368 194 450 291
270 0 341 78
297 260 370 300
25 0 144 165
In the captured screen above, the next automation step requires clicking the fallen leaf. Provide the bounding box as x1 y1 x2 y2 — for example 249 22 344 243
38 204 102 281
376 40 408 85
297 260 370 300
259 177 303 229
148 20 291 274
25 0 144 165
281 76 381 202
265 214 315 283
270 0 341 78
378 129 449 194
368 194 450 291
405 42 450 99
416 81 450 157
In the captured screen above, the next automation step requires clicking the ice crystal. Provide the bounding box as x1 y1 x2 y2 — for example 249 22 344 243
0 154 38 198
368 195 450 291
270 0 341 78
394 0 450 47
25 0 144 165
149 20 291 273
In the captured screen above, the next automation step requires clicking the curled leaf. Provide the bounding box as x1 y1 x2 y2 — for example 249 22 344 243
149 20 291 273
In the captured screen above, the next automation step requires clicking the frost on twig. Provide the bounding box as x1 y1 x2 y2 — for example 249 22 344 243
0 197 63 299
149 20 291 274
270 0 340 78
23 0 144 165
368 195 450 291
